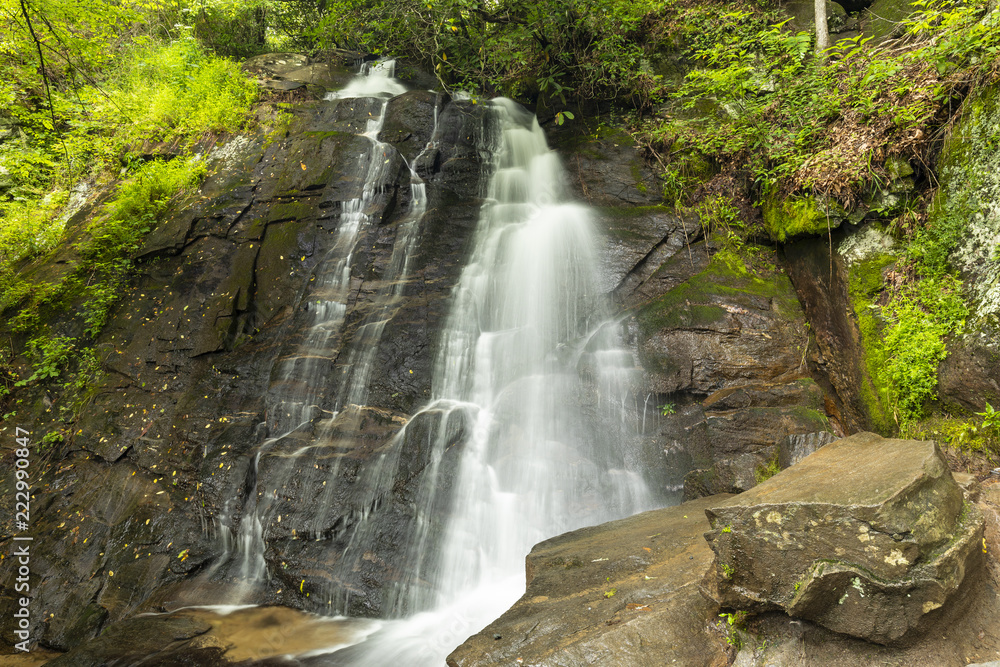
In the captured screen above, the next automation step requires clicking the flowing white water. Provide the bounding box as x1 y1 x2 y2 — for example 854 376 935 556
332 98 653 663
328 59 408 100
212 60 437 590
428 98 651 601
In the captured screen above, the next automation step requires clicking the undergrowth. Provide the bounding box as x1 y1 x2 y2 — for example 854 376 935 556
0 2 260 438
635 0 999 443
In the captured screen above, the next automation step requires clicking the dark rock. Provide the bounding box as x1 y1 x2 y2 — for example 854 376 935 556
45 614 213 666
633 245 809 396
675 379 834 498
783 230 882 433
382 90 443 166
939 329 1000 412
0 91 493 647
554 119 661 208
705 432 984 644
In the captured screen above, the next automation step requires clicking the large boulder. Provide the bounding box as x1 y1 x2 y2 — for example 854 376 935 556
446 495 732 667
705 432 984 644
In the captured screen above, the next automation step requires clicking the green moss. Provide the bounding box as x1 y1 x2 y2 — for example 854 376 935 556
630 160 648 194
907 415 995 454
846 252 897 434
267 200 315 223
637 246 802 336
753 450 781 484
302 130 350 139
763 192 835 243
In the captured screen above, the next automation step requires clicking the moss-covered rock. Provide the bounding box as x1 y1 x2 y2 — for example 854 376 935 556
779 0 856 35
843 234 897 434
763 191 839 243
635 246 808 394
932 82 1000 323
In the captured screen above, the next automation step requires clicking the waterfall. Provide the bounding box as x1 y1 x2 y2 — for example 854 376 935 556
211 60 438 591
206 62 653 663
331 97 653 663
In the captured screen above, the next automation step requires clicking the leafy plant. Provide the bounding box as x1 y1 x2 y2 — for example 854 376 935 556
658 402 675 416
977 402 1000 436
718 610 749 649
15 336 76 386
754 453 780 484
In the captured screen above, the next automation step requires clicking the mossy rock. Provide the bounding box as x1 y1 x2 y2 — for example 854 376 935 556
636 245 809 395
764 191 840 243
931 82 1000 321
843 245 897 434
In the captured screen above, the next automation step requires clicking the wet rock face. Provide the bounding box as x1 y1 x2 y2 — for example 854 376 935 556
446 496 733 667
241 50 361 97
550 117 839 499
0 92 489 649
939 328 1000 412
623 239 834 498
783 232 875 433
705 432 984 645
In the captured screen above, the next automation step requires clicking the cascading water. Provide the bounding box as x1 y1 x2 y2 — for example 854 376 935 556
205 61 655 664
211 60 437 593
327 98 654 663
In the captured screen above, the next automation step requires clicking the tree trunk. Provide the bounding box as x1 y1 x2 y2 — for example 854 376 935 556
815 0 830 57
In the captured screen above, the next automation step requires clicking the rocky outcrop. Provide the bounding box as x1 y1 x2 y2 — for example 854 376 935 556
446 495 733 667
241 50 358 97
45 605 378 666
762 158 916 244
450 441 1000 667
782 229 888 433
705 432 984 644
625 243 834 497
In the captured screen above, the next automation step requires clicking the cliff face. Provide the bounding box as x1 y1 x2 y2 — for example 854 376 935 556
2 48 999 663
0 84 496 647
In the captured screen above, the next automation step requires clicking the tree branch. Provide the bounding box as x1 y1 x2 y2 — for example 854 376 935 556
18 0 69 161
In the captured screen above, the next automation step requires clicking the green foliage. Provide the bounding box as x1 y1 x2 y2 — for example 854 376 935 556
15 335 76 385
753 452 780 484
106 37 259 144
881 277 967 423
2 156 204 396
718 610 749 648
644 0 1000 207
977 403 1000 436
314 0 664 109
850 255 968 429
38 429 65 455
0 0 253 414
0 192 69 266
658 402 675 416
